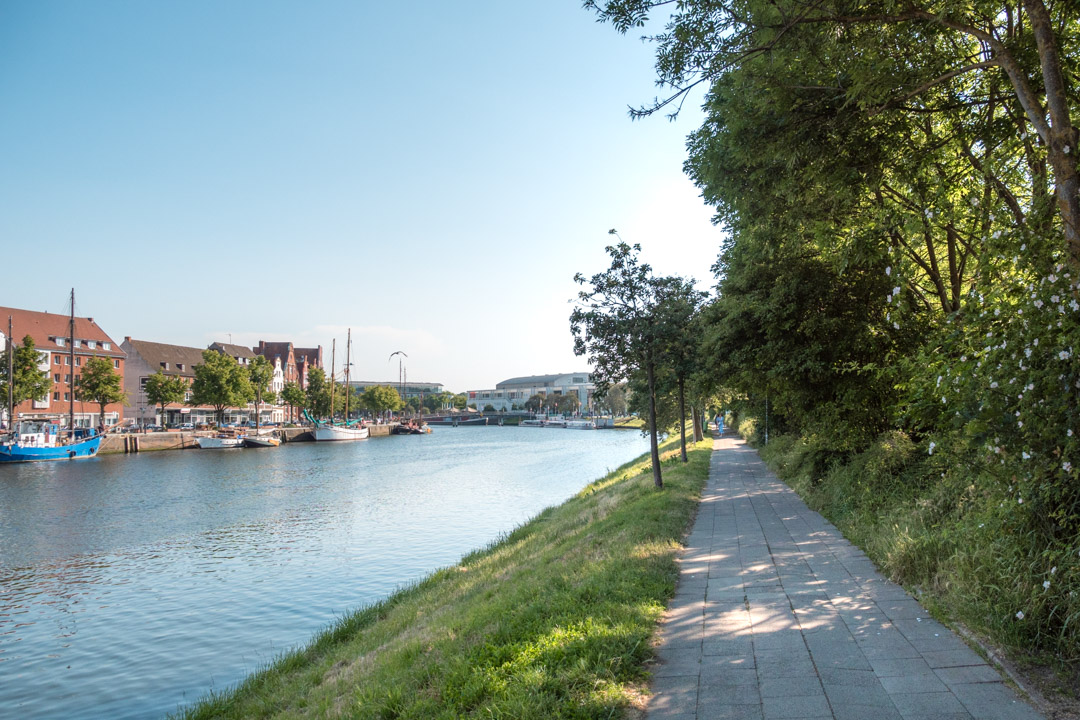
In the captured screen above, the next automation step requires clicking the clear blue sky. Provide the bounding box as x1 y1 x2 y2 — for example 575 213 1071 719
0 1 723 392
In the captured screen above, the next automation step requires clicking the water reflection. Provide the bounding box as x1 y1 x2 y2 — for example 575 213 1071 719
0 427 648 719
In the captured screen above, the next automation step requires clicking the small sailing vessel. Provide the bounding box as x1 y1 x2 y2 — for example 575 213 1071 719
0 291 102 464
195 434 245 449
313 330 369 441
243 435 281 448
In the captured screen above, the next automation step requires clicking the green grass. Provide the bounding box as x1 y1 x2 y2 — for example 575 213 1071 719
175 437 712 719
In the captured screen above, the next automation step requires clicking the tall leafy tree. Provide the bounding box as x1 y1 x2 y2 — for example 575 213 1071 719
0 335 51 412
304 368 332 420
74 357 126 428
525 393 546 412
190 349 254 426
361 385 403 417
656 277 707 462
571 242 672 488
248 355 274 429
143 370 187 428
280 381 306 423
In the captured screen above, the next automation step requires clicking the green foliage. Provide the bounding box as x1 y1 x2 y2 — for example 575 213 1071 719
144 370 187 426
190 349 254 425
361 384 402 415
247 355 274 426
176 438 712 720
304 368 332 419
525 393 545 412
280 381 306 421
0 335 51 407
74 356 126 424
452 393 468 411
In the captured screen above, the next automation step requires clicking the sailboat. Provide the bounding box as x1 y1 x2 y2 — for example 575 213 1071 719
313 329 369 441
0 290 103 463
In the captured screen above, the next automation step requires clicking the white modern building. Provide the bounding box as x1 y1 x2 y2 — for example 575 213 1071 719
468 373 593 412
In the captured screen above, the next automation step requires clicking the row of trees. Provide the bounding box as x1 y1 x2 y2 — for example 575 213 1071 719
571 241 707 488
583 0 1078 654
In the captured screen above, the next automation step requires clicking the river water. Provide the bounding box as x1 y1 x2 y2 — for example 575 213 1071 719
0 426 649 720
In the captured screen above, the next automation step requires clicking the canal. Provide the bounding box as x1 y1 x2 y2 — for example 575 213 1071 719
0 426 650 720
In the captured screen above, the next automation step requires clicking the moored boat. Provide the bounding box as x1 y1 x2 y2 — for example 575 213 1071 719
565 420 596 430
520 419 544 427
0 419 101 463
195 435 245 449
313 424 369 441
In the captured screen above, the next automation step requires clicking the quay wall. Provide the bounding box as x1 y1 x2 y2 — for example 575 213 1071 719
100 423 396 454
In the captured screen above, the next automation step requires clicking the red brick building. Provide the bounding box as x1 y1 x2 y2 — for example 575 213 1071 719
1 306 126 428
253 341 322 389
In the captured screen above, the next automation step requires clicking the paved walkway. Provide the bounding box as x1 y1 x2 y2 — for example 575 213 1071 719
646 435 1044 720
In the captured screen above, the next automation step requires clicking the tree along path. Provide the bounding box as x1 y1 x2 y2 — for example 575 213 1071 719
646 434 1044 720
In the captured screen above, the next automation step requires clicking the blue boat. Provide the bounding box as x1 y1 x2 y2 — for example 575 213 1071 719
0 419 101 463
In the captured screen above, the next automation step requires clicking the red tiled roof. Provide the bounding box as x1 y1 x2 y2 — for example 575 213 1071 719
0 305 125 358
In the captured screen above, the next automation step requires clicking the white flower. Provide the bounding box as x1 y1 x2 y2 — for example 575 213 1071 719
1066 145 1071 154
1052 566 1058 575
1048 274 1058 284
1069 429 1074 437
1016 610 1025 620
1034 299 1044 308
1044 580 1051 590
893 286 901 296
1022 452 1031 460
1019 497 1024 504
1021 243 1026 251
893 322 900 330
942 396 947 404
990 381 998 389
886 266 892 276
993 230 1002 239
928 441 936 455
1065 462 1074 473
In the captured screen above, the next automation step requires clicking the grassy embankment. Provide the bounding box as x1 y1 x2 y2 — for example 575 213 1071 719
737 418 1079 685
176 436 712 720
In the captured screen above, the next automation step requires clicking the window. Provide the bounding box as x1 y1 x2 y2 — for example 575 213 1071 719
75 357 81 366
56 337 65 347
114 359 120 369
160 362 169 370
53 392 59 401
54 356 60 365
64 392 70 401
140 377 149 389
88 340 96 349
65 357 70 365
102 342 111 350
176 364 184 371
54 374 60 383
65 374 71 383
74 339 81 348
573 377 584 384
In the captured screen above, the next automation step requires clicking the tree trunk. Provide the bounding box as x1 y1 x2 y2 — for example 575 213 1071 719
678 376 687 463
647 360 663 489
691 402 703 442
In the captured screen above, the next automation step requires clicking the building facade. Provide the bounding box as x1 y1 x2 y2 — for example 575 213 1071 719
348 380 444 401
468 373 593 412
252 341 322 390
122 338 285 426
1 306 126 429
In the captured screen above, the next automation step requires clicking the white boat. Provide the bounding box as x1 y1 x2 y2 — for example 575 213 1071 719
520 419 545 427
195 435 245 449
565 420 596 430
313 424 369 441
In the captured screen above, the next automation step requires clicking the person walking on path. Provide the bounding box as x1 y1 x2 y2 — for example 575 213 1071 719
644 434 1044 720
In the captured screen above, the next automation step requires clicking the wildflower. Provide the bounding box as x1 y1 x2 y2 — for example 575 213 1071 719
1052 566 1058 575
995 308 1001 316
1052 295 1060 303
886 266 891 276
1016 610 1025 620
928 441 936 455
990 381 998 389
1049 274 1058 284
893 322 899 330
1019 497 1024 504
1044 580 1051 590
942 396 947 404
1066 145 1071 154
1034 299 1044 309
1065 462 1074 473
1022 451 1031 460
992 230 1002 239
1021 243 1026 251
1069 429 1074 437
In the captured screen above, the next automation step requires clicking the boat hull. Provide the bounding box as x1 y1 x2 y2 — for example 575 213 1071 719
195 436 245 449
243 436 281 448
0 435 102 463
313 425 369 441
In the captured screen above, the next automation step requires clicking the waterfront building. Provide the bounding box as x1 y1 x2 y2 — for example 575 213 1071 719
0 305 126 429
252 341 322 389
122 338 286 426
468 373 593 412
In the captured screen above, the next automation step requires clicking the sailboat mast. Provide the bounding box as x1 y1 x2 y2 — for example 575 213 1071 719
69 289 76 437
344 329 351 421
6 315 13 431
329 339 336 421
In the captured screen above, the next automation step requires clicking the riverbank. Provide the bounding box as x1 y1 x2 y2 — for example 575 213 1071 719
175 436 711 719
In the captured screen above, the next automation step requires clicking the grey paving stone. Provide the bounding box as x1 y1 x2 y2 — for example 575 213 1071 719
698 682 762 705
952 681 1045 720
761 693 833 719
933 663 1004 686
921 648 986 669
878 671 948 694
889 690 973 719
758 676 825 698
869 657 936 677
